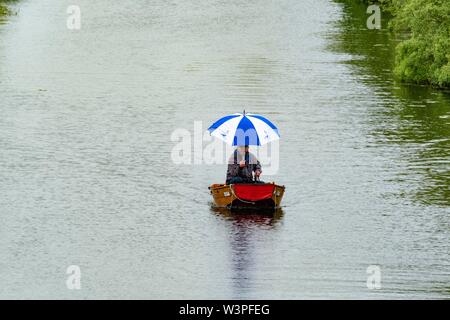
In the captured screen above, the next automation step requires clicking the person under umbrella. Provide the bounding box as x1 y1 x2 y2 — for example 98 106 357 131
226 145 262 184
208 111 279 185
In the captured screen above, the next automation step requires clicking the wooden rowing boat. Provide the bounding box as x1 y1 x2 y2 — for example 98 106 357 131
208 183 285 210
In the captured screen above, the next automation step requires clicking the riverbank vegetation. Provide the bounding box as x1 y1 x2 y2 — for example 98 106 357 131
339 0 450 88
0 4 8 16
0 0 13 16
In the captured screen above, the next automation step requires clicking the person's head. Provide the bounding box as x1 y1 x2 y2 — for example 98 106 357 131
237 145 249 154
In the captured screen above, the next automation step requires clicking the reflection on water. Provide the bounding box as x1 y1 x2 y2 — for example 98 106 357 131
376 86 450 206
210 206 284 221
331 1 450 207
211 207 284 297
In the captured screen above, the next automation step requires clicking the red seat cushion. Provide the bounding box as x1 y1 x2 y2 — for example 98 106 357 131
232 184 275 201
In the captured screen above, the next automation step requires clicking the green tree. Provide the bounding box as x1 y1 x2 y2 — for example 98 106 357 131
337 0 450 88
390 0 450 87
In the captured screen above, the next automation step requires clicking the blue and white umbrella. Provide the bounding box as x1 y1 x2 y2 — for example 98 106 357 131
208 111 280 146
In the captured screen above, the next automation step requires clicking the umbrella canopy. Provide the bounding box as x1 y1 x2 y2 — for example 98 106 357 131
208 111 280 146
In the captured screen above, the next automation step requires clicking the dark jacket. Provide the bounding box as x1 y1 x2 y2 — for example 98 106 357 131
226 150 262 183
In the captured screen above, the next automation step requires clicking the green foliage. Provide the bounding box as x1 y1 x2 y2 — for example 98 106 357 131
390 0 450 87
340 0 450 88
0 0 16 16
0 5 8 16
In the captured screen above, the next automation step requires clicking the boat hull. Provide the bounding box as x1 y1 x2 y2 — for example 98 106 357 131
209 183 285 210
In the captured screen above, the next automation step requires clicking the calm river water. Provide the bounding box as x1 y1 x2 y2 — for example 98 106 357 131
0 0 448 299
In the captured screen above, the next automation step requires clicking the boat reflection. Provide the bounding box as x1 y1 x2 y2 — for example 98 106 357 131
211 206 284 298
210 206 284 221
